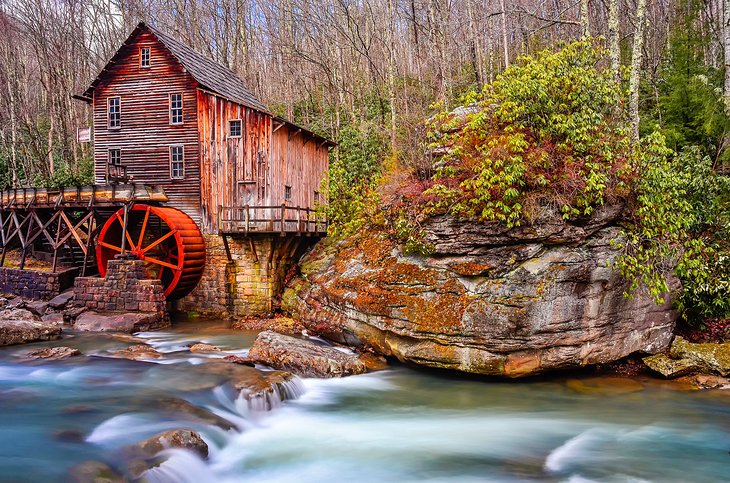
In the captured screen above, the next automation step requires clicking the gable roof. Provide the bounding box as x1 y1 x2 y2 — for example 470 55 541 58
77 22 268 113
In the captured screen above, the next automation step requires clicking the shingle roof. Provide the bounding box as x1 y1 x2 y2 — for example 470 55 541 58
145 24 269 112
80 22 268 113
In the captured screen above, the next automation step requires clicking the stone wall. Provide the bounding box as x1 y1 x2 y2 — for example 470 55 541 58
176 234 310 318
0 267 78 300
74 258 167 321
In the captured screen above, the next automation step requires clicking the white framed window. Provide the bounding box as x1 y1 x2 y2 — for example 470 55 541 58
109 148 121 166
170 145 184 179
229 119 242 137
140 47 151 68
108 96 121 129
170 93 183 125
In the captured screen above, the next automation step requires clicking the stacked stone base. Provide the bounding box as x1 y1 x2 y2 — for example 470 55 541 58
74 258 168 326
177 234 311 318
0 267 77 300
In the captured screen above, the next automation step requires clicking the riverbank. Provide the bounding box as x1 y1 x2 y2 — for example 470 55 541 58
0 316 728 482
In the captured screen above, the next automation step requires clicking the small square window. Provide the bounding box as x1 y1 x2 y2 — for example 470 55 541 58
140 47 150 68
285 186 292 201
170 145 184 179
109 149 121 166
108 96 120 129
170 93 183 125
229 119 242 137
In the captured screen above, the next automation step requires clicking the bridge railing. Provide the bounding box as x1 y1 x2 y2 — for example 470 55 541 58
218 204 327 235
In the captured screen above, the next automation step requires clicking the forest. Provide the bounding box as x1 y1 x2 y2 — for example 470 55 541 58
0 0 728 328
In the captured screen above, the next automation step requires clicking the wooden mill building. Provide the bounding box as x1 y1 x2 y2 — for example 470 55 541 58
70 22 332 316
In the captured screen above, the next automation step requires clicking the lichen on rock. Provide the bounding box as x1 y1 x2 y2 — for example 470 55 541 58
283 205 678 378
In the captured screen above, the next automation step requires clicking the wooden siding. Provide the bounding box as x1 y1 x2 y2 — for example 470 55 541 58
197 91 329 234
92 31 201 223
270 123 329 212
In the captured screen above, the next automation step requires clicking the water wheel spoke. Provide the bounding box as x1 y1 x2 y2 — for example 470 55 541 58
142 229 177 254
136 207 151 249
115 212 136 251
99 241 122 252
143 255 180 271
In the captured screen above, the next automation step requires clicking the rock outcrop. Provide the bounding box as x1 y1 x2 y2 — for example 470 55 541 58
247 330 369 378
283 205 678 377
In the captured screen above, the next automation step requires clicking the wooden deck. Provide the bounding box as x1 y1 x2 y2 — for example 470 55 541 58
218 205 327 235
0 185 168 209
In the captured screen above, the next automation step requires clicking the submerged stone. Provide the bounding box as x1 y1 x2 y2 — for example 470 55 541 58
247 330 368 378
67 460 124 483
25 346 81 361
189 343 221 353
135 429 208 459
109 344 161 360
565 377 645 396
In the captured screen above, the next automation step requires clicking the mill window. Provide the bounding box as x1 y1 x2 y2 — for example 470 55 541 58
108 96 121 129
314 191 320 203
170 145 184 179
109 148 121 166
140 47 150 68
229 119 242 137
170 93 183 125
285 186 292 201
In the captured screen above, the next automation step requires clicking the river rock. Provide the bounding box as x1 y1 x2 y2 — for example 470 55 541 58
48 291 74 309
154 396 235 430
0 319 62 346
670 337 730 376
248 330 368 378
41 312 66 326
74 311 169 333
67 460 124 483
282 205 678 377
26 300 49 317
135 429 208 458
110 344 161 360
231 317 305 335
25 346 81 361
0 307 38 321
642 353 703 378
674 373 730 390
189 343 221 353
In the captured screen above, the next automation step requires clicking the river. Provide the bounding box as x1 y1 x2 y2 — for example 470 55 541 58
0 318 728 482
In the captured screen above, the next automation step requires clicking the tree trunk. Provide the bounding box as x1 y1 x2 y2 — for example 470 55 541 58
580 0 591 38
629 0 648 140
608 0 621 80
722 0 730 114
500 0 509 68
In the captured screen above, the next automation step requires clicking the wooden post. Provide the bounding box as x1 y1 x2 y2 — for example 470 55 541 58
120 203 129 255
244 204 250 233
296 206 301 233
19 212 34 270
280 203 286 235
52 214 62 273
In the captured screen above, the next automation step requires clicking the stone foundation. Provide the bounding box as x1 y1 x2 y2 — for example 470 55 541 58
0 267 78 300
74 258 168 324
176 234 310 318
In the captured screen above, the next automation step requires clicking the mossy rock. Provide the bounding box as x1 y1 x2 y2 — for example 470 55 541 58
670 337 730 376
643 353 702 379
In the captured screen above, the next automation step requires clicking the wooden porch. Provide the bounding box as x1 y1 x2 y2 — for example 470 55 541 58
218 205 327 235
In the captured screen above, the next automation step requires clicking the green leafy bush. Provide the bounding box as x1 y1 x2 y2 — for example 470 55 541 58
424 41 630 227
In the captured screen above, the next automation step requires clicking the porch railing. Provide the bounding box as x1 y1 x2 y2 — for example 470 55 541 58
218 204 327 235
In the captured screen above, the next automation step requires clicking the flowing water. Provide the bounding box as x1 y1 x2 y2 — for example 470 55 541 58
0 318 729 482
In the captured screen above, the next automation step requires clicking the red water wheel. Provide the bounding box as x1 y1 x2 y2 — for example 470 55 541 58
96 205 205 299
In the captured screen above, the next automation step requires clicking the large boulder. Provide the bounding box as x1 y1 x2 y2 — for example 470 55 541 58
283 206 678 377
247 330 368 378
0 319 62 346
